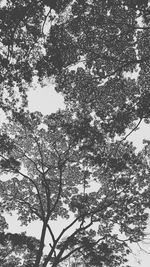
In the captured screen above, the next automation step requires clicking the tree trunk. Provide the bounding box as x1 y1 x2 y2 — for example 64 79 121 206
34 220 48 267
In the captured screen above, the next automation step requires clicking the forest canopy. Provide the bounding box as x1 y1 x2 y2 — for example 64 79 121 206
0 0 150 267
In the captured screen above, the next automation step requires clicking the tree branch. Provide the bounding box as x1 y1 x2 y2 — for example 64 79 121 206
15 145 43 174
16 197 42 220
59 245 84 263
114 118 143 157
46 223 56 244
18 170 45 219
48 165 63 215
32 135 51 213
121 118 143 142
137 242 150 254
42 7 52 34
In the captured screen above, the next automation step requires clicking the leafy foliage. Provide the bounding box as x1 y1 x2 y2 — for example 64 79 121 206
0 231 39 267
0 0 150 120
0 111 150 267
1 1 150 267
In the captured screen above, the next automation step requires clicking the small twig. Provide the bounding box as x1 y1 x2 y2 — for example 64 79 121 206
114 118 142 156
42 7 51 34
121 118 142 142
137 242 150 254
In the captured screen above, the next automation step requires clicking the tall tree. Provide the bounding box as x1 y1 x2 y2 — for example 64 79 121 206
1 1 150 266
0 110 150 267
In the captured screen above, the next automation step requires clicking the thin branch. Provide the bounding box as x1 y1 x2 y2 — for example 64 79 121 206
56 218 93 260
48 166 63 215
47 223 56 244
32 136 45 173
49 242 57 259
0 153 44 219
121 118 142 142
60 246 84 262
137 242 150 254
15 144 43 174
51 217 105 267
18 170 45 219
42 7 51 34
32 135 51 213
42 217 80 267
116 237 131 242
43 203 112 267
63 234 106 262
22 154 41 173
56 217 79 243
16 197 42 220
114 118 142 157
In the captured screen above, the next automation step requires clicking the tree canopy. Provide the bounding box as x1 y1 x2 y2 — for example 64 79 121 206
0 110 150 267
1 1 150 267
0 0 150 128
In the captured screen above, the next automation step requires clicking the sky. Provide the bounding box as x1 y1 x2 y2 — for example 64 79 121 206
127 121 150 152
27 79 65 115
1 80 150 267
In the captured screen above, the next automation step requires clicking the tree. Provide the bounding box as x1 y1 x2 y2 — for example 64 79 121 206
0 0 150 127
0 110 150 267
1 1 150 266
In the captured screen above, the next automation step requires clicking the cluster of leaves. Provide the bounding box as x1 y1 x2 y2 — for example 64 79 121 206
0 231 39 251
0 134 14 154
0 231 39 267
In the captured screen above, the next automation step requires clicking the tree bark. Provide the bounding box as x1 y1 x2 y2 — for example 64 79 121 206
34 219 48 267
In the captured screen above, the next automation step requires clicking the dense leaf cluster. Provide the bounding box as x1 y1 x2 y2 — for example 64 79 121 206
0 231 39 267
